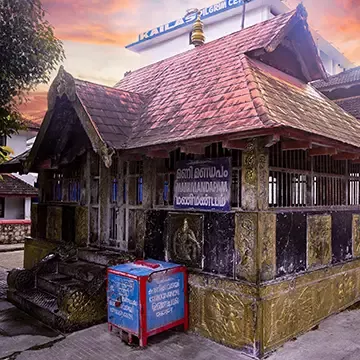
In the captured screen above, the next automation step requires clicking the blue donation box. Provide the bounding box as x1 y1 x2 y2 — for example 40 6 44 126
107 259 188 346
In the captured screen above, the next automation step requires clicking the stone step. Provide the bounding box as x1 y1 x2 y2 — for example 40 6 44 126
58 260 105 282
78 247 134 266
37 273 84 296
7 288 67 331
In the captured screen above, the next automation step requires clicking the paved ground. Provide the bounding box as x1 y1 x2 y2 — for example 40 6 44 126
0 251 63 359
2 250 360 359
0 244 24 253
0 250 24 271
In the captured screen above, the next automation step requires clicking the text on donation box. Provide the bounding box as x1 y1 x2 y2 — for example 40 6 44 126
146 271 185 331
108 274 139 334
174 158 231 211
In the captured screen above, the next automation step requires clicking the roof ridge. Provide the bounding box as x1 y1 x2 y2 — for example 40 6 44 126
115 9 297 88
335 94 360 102
75 78 145 99
240 55 276 127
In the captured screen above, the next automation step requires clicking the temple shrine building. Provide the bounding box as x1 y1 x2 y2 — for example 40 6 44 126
5 4 360 359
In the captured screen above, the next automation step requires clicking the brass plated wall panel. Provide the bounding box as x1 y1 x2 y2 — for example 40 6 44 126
258 213 276 281
235 213 257 282
352 214 360 258
188 273 258 356
260 259 360 354
46 206 62 241
24 238 58 269
75 206 88 247
307 215 332 268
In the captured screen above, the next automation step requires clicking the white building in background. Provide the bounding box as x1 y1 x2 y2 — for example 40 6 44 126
0 125 39 220
126 0 352 75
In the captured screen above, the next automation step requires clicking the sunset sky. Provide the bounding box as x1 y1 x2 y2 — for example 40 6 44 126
21 0 360 123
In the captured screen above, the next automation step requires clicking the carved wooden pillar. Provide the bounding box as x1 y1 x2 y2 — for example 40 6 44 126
134 158 155 257
99 158 111 247
235 138 276 283
241 138 269 211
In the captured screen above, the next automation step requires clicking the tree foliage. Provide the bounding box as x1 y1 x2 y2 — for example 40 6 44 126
0 0 64 137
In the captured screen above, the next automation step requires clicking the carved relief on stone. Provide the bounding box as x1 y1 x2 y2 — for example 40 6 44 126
75 206 88 247
166 213 204 268
235 213 257 282
307 215 332 268
258 212 276 281
242 138 269 211
262 261 360 353
352 214 360 258
257 148 269 211
201 289 255 349
46 206 62 241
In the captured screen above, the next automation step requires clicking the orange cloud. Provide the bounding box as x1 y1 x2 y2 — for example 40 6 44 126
322 0 360 63
42 0 135 16
54 23 138 46
18 92 48 125
42 0 140 46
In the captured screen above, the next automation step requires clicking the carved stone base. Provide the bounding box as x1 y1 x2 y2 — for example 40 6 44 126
189 258 360 358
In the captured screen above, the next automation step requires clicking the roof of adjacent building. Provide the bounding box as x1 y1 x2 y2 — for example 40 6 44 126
0 150 30 174
0 174 37 197
313 66 360 90
334 96 360 120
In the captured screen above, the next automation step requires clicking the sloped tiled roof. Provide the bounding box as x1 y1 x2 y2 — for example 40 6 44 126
109 8 360 150
0 174 37 196
313 67 360 90
0 150 30 174
247 58 360 148
74 79 145 149
29 6 360 167
113 9 314 149
334 96 360 119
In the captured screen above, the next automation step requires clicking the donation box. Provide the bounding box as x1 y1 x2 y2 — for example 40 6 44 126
107 259 188 346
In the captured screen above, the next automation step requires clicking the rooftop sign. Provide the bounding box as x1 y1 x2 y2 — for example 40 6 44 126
126 0 251 49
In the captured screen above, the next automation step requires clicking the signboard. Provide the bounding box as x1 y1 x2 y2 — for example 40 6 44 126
174 158 231 211
127 0 253 48
146 271 185 331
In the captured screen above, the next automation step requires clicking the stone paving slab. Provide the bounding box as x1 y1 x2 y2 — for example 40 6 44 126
0 244 24 253
11 309 360 360
0 300 63 359
0 250 24 271
14 324 250 360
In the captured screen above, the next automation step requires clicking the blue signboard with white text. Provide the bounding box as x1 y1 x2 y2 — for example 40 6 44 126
174 158 232 211
127 0 253 49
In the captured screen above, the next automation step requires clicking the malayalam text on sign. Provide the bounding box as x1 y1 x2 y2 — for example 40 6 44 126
174 158 231 211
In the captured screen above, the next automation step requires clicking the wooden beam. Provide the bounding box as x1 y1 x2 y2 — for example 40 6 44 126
264 134 280 148
223 140 249 150
282 38 312 82
281 140 312 151
333 153 360 161
180 145 205 155
147 150 169 159
351 159 360 164
308 147 337 156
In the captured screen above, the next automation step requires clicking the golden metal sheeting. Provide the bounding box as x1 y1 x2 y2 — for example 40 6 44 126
307 215 332 268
